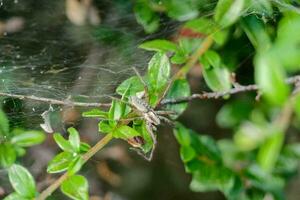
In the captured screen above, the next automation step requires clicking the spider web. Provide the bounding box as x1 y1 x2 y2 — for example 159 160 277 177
0 0 283 129
0 0 161 129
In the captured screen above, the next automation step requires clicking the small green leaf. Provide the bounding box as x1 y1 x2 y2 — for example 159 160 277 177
183 18 228 45
116 76 144 97
190 164 237 194
8 164 36 198
53 133 74 152
273 13 300 71
82 109 107 118
3 192 28 200
98 120 114 133
240 15 271 50
134 0 160 33
47 151 75 173
68 127 80 153
255 52 289 105
15 146 26 157
257 132 284 172
173 123 192 146
108 100 124 121
201 51 231 92
180 146 196 162
113 125 140 140
68 156 85 175
174 123 222 162
139 39 178 53
11 130 45 147
0 143 16 168
216 100 252 128
214 0 245 28
148 52 170 93
79 142 91 153
245 0 273 17
165 0 199 21
234 121 267 151
61 175 89 200
166 78 190 118
0 109 9 137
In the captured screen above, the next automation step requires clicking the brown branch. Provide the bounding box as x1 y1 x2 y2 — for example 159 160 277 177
161 75 300 105
0 92 111 108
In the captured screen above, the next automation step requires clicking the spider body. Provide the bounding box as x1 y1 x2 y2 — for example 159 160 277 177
121 67 174 161
129 96 160 127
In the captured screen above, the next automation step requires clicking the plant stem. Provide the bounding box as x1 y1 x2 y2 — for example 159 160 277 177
36 133 113 200
176 35 214 77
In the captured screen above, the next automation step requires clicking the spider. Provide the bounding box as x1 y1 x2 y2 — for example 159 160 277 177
121 68 174 161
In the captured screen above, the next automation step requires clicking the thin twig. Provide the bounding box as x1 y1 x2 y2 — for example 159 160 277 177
36 133 113 200
161 75 300 105
0 92 111 107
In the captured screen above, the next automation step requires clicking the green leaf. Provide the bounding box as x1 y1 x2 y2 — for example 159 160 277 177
113 125 140 140
183 18 228 45
82 109 107 118
234 121 268 151
98 120 114 133
139 39 178 53
116 76 144 97
79 142 91 153
15 146 26 157
11 130 45 147
8 164 36 198
190 164 236 194
180 146 196 162
214 0 245 28
173 123 192 146
273 13 300 71
68 156 85 175
166 79 191 119
245 0 273 17
245 165 285 196
201 51 231 92
53 133 74 152
3 193 29 200
47 151 75 173
134 0 160 33
164 0 199 21
0 143 16 168
0 109 9 137
108 100 124 122
148 52 170 93
68 127 80 153
240 15 271 50
174 123 240 197
216 100 252 128
257 132 284 172
174 123 221 161
61 175 89 200
254 52 289 105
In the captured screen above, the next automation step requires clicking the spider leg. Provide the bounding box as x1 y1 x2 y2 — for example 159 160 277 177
130 147 153 161
155 110 177 115
145 121 157 161
158 115 174 127
132 67 149 102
